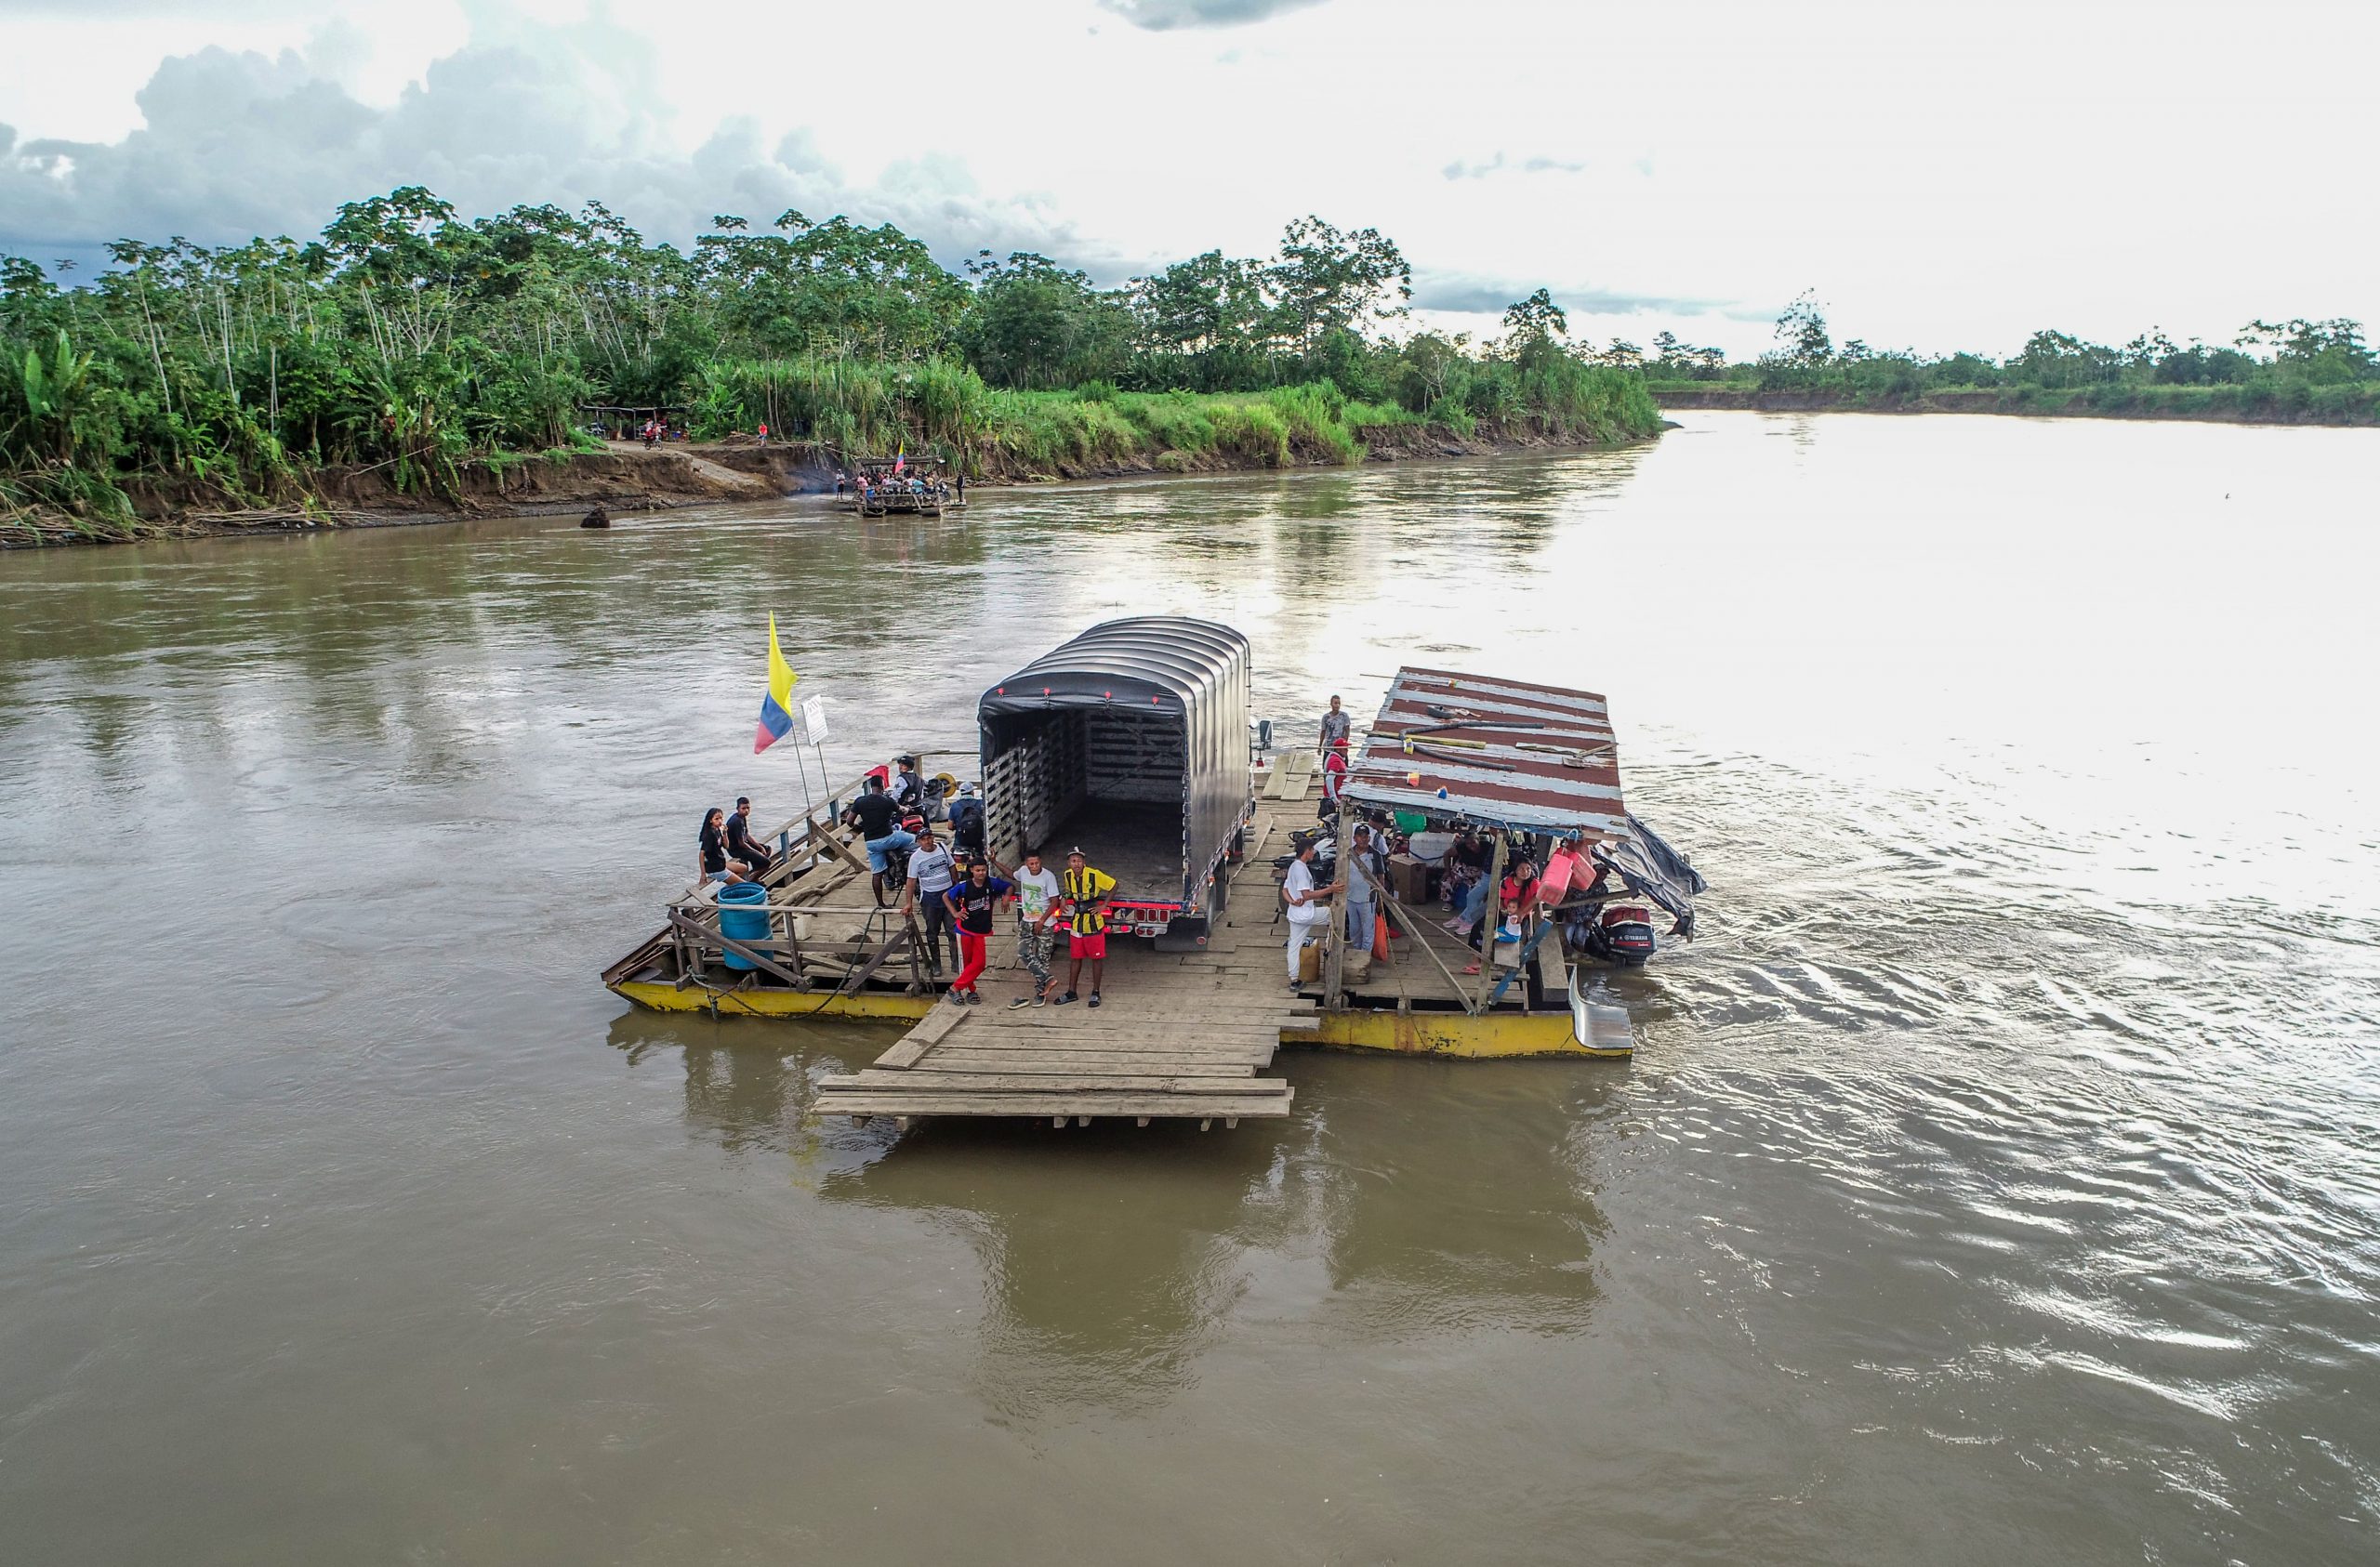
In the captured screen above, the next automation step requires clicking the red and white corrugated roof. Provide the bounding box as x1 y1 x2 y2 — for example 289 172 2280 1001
1339 667 1631 840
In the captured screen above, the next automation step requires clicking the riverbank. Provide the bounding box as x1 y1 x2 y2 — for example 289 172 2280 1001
1651 383 2380 427
0 416 1659 547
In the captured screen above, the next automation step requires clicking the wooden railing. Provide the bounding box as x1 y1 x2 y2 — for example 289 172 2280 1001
655 750 954 997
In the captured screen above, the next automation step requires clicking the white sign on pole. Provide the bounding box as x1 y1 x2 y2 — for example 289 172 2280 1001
795 694 830 745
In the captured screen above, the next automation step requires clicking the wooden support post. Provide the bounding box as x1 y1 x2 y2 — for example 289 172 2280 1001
1051 1115 1066 1128
1075 1115 1091 1127
1136 1116 1151 1128
1199 1117 1213 1131
814 820 869 876
839 924 915 996
1474 834 1507 1014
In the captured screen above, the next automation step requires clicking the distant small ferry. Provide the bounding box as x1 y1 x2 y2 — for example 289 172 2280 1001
839 456 958 518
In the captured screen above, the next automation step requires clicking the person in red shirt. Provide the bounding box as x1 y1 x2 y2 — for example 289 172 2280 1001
1461 856 1539 974
1318 738 1349 822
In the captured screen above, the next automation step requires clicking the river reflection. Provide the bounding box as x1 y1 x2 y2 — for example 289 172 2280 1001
622 1004 1628 1417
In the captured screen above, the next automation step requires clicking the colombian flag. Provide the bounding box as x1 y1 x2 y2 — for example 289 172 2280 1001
753 613 799 754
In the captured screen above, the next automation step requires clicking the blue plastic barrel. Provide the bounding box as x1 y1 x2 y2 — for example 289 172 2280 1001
715 880 772 970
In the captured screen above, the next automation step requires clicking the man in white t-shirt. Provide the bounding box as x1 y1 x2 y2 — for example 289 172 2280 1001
901 827 960 975
1281 838 1343 990
999 846 1064 1007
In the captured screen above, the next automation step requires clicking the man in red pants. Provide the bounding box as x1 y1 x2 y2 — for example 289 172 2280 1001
941 858 1013 1005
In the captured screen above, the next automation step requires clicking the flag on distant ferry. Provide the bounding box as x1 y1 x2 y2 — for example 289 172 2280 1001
753 613 799 754
892 445 906 476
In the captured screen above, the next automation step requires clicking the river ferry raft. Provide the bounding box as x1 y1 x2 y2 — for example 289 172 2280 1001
841 456 956 518
600 618 1703 1128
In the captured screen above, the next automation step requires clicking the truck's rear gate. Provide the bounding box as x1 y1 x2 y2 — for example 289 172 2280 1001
982 710 1187 901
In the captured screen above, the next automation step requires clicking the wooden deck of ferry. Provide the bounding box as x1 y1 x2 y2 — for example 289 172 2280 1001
809 759 1325 1126
605 743 1628 1133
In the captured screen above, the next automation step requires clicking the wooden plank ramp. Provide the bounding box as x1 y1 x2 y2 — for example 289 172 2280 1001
813 931 1309 1127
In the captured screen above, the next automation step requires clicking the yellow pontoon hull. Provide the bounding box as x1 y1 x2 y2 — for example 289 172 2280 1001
611 981 935 1023
1302 1001 1629 1059
610 981 1626 1058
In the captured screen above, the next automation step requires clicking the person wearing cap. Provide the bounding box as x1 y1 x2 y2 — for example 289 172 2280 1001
901 825 960 975
1281 837 1343 989
1052 849 1117 1007
1318 736 1350 822
891 755 923 813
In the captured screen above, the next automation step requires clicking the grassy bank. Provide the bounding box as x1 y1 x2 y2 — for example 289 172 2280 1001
1 188 1672 546
694 356 1662 479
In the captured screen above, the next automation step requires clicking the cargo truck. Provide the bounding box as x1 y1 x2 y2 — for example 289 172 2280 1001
977 616 1255 947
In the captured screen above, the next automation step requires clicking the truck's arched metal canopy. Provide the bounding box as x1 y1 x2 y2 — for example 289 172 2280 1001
978 617 1253 916
979 616 1249 714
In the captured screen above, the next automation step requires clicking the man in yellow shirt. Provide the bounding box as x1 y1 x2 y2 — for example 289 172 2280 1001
1052 848 1117 1008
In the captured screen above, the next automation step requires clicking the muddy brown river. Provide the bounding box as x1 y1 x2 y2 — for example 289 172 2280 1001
3 412 2375 1565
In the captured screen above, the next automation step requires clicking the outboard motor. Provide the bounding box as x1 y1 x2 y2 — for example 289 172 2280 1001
1585 902 1659 966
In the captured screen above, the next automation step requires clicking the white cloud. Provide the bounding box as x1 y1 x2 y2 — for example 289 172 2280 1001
1095 0 1329 29
0 16 1088 273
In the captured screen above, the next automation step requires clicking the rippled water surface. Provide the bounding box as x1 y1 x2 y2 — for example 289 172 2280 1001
3 412 2375 1565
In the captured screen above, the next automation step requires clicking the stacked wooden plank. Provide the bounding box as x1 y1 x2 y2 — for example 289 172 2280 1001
1261 747 1317 800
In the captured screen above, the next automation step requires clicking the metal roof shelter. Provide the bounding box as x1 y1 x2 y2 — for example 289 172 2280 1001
1341 667 1633 841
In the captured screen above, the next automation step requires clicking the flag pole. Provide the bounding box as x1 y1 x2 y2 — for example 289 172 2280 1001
792 718 820 860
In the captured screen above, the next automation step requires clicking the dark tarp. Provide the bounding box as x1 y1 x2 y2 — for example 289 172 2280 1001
1590 814 1707 938
979 617 1252 908
1625 814 1708 895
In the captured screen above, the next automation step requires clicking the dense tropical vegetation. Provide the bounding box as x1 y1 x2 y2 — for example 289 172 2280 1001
0 190 1658 541
1637 291 2380 422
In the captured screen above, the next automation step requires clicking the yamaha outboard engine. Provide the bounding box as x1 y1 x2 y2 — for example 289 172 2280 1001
1584 902 1659 966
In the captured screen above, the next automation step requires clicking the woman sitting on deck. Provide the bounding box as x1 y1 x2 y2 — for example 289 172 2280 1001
696 807 753 889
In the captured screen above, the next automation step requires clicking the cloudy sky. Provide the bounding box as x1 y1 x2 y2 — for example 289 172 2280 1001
2 0 2373 358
